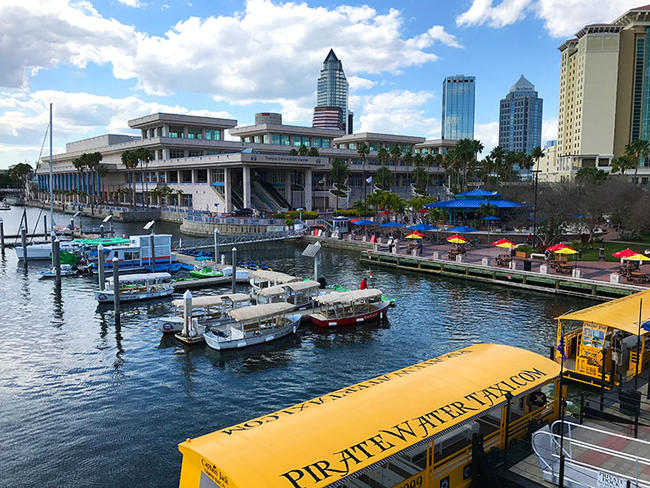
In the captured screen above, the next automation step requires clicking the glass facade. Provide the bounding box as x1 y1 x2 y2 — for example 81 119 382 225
187 127 202 139
632 36 645 141
293 136 311 147
498 76 543 154
168 126 184 138
316 49 350 133
441 75 475 140
205 129 221 141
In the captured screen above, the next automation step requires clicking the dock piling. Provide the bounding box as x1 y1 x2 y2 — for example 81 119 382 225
52 238 61 283
213 228 219 263
150 233 156 273
20 226 27 269
112 256 120 318
43 215 48 241
231 247 237 294
97 244 105 291
0 217 5 255
182 290 192 337
100 224 104 238
70 218 75 237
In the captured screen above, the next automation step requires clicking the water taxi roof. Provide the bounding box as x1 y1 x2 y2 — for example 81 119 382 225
108 272 171 283
73 237 130 246
172 293 250 308
178 344 560 488
558 289 650 335
258 284 287 297
227 302 295 322
285 280 320 292
314 288 382 305
249 269 300 284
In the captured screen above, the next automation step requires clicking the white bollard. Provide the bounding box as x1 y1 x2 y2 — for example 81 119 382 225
572 268 582 279
481 257 489 266
433 251 439 260
455 254 463 263
510 260 517 270
610 273 620 284
182 290 192 337
362 235 367 242
539 264 548 275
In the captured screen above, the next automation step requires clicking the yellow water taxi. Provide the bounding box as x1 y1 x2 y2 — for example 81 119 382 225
177 343 561 488
554 289 650 388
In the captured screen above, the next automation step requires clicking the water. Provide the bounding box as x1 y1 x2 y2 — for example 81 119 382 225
0 207 594 487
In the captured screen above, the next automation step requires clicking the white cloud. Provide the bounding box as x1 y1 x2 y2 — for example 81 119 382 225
355 90 440 138
348 76 376 91
117 0 144 7
457 0 641 38
474 121 499 155
542 117 558 144
425 25 463 48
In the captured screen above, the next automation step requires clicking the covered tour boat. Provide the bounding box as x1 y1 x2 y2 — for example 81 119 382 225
39 263 78 278
161 293 251 334
203 302 301 350
249 269 301 293
94 272 174 303
308 288 389 327
254 280 322 310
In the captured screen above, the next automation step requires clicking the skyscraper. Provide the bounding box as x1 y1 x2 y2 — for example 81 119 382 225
313 49 351 133
498 75 543 154
441 75 475 140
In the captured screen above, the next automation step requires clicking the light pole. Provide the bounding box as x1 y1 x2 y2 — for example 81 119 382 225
532 169 540 250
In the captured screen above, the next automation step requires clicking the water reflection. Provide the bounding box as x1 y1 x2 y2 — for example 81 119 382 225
50 282 64 328
203 334 301 372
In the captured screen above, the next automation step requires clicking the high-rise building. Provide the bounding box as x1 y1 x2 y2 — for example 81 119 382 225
498 75 543 154
313 49 351 133
556 5 650 182
441 75 475 140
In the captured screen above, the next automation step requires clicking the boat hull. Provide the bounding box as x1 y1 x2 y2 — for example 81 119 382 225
204 315 300 350
94 287 174 303
309 300 390 327
189 270 223 279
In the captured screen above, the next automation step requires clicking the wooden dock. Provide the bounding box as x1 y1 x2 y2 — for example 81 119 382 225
360 250 644 301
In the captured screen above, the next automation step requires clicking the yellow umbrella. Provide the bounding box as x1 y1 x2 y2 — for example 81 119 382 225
492 239 516 249
553 247 579 255
446 234 468 244
625 253 650 262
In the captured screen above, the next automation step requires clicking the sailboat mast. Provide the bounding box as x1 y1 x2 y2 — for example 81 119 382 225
48 102 54 232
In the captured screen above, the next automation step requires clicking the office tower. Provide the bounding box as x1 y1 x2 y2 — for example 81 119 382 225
498 75 543 154
441 75 475 140
313 49 350 133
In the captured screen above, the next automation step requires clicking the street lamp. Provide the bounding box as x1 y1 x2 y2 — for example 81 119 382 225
531 169 541 250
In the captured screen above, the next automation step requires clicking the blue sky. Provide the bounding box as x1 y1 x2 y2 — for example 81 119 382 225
0 0 644 168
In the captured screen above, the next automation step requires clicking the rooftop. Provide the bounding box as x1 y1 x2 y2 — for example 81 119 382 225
128 112 238 130
332 132 426 144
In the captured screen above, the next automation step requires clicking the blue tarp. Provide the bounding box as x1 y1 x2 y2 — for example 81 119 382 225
455 189 501 199
446 226 479 233
424 199 525 209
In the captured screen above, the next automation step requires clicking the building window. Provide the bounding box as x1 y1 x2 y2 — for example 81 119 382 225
271 134 281 145
168 126 184 138
293 136 310 147
187 127 202 139
196 169 208 183
181 170 192 183
169 149 185 159
188 150 202 157
263 134 269 144
281 135 290 146
206 129 221 141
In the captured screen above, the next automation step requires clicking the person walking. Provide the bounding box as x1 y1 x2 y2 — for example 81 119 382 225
360 277 368 290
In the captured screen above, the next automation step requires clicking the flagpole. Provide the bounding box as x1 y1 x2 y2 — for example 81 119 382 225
557 324 566 488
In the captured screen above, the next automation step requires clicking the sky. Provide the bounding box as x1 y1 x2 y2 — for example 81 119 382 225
0 0 645 169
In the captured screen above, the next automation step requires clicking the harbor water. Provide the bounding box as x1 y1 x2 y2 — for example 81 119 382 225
0 207 593 487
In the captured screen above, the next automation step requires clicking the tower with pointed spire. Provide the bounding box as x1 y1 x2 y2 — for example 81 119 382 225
498 75 543 155
313 49 351 133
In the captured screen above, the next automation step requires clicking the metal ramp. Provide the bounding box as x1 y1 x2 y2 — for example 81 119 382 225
174 231 299 252
532 420 650 487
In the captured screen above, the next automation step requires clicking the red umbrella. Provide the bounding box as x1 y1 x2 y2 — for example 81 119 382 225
378 211 392 215
492 238 516 249
446 234 468 244
546 243 570 252
349 218 360 223
418 208 428 213
612 248 641 258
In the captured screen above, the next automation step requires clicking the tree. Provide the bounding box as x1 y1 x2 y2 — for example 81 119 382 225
96 165 108 204
307 147 319 157
377 147 389 166
175 188 185 207
357 142 370 200
390 145 402 166
297 144 309 156
611 154 635 175
413 153 423 167
576 167 607 185
72 155 87 204
374 166 393 191
289 148 298 156
133 148 153 206
531 146 544 171
83 152 103 208
120 149 139 207
412 166 428 196
329 158 350 211
625 138 650 178
8 162 33 189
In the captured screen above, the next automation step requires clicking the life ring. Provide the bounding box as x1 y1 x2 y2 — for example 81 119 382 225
529 390 547 407
97 293 108 301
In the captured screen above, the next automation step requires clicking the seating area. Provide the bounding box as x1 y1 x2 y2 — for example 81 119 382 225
495 253 511 267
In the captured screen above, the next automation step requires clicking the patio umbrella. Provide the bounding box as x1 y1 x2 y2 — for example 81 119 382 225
553 247 578 255
349 218 360 223
418 208 428 213
407 223 438 231
378 211 392 215
447 225 479 233
547 243 570 252
492 238 516 249
482 216 501 221
624 253 650 262
379 222 404 228
406 231 424 239
612 248 641 258
446 234 468 244
352 219 377 226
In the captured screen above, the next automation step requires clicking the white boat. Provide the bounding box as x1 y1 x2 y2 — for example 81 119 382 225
15 240 75 260
248 269 300 294
39 264 77 278
308 288 390 327
86 234 174 272
203 302 302 350
94 272 173 303
254 280 322 310
161 293 251 334
0 201 9 211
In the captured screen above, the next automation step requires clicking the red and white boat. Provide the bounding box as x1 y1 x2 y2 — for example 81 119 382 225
308 288 390 327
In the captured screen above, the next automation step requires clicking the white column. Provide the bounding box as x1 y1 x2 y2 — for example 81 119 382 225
304 168 312 211
224 168 232 212
285 171 292 202
162 125 169 137
161 148 168 160
242 166 251 209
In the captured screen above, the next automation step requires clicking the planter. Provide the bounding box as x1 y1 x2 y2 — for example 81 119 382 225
515 251 529 258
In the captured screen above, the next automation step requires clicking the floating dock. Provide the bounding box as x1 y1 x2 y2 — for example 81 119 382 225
360 250 644 301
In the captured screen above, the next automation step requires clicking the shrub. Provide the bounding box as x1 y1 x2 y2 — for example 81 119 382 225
516 245 532 254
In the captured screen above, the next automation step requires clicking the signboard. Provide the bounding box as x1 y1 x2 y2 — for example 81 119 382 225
597 471 627 488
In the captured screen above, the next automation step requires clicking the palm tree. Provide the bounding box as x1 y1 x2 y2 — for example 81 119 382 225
133 148 153 207
374 166 393 191
531 146 544 172
412 166 428 196
611 155 636 175
329 158 350 211
289 148 298 156
297 144 309 156
72 155 87 204
390 145 402 167
625 139 650 178
377 147 389 166
413 153 423 167
357 142 370 201
307 147 319 157
96 165 108 205
84 152 103 208
120 149 139 207
490 146 506 181
175 188 185 207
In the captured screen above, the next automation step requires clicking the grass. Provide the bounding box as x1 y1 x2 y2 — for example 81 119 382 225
568 241 650 262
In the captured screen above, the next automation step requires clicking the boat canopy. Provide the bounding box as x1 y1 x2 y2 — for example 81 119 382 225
172 293 250 308
314 288 382 305
249 269 300 284
258 284 287 297
227 302 295 322
558 289 650 335
178 344 560 488
108 272 171 283
73 237 130 246
285 280 320 292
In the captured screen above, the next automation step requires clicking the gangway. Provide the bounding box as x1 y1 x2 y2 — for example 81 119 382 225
532 420 650 487
174 230 299 252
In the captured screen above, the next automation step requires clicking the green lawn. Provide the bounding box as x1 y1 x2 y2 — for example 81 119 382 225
569 241 650 262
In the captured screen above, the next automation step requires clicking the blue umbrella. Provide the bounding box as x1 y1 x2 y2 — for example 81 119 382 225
446 225 479 233
379 222 404 228
352 219 377 226
407 223 438 231
482 216 501 221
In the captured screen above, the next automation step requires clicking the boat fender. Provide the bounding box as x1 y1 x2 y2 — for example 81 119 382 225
97 294 108 301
